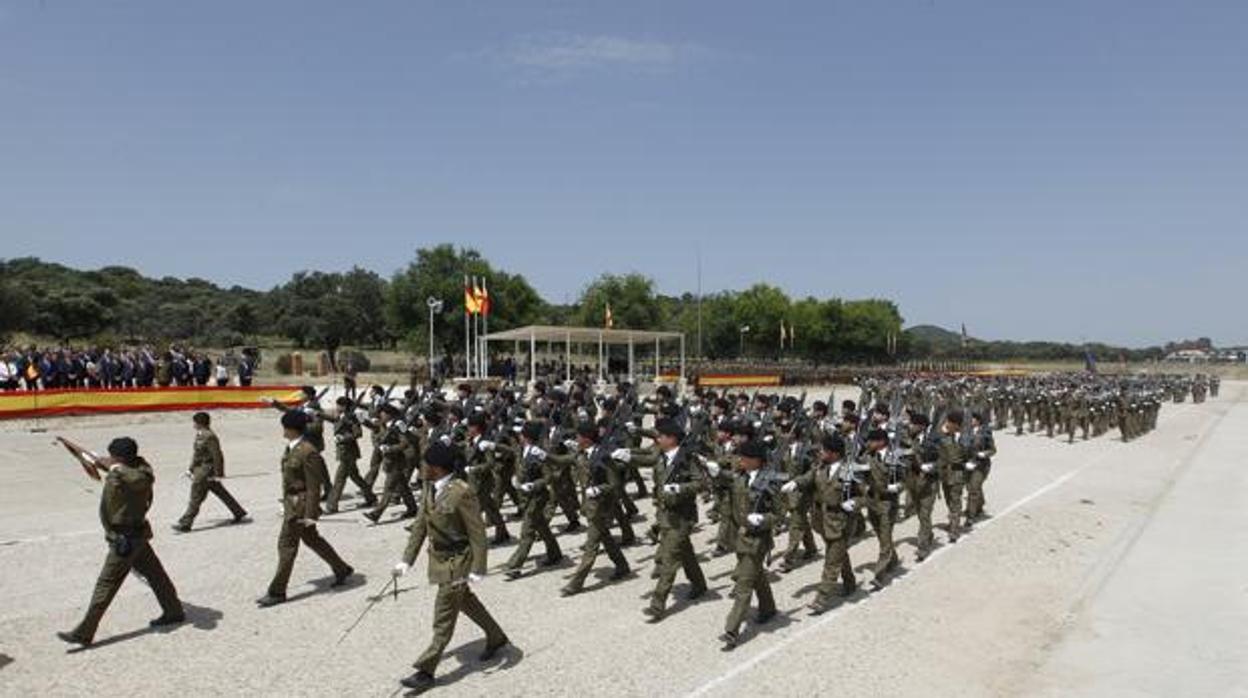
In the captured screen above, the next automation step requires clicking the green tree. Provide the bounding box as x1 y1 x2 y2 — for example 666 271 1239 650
575 273 661 329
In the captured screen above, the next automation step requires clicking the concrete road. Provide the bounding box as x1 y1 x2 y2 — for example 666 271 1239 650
0 384 1242 697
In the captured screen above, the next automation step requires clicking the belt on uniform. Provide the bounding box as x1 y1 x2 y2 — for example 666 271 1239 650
432 541 469 555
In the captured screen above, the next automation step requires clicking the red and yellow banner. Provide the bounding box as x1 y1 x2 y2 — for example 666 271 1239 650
696 374 782 388
0 385 306 420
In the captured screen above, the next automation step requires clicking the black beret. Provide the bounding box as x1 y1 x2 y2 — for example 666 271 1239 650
821 433 846 454
654 418 684 439
872 403 890 417
281 410 309 431
108 437 138 462
715 418 734 433
602 397 618 411
733 420 756 438
842 400 856 411
576 422 599 440
910 412 930 427
946 410 965 426
866 428 889 442
423 441 455 470
812 401 827 413
714 398 731 411
656 385 672 398
467 413 488 429
301 385 316 396
379 403 400 417
449 405 465 419
522 421 544 442
971 410 986 423
738 440 768 460
457 383 472 392
336 396 352 408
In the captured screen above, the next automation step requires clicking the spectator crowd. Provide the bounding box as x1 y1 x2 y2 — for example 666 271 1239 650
0 345 258 391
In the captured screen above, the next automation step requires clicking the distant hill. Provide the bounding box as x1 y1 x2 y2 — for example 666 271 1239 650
905 324 964 346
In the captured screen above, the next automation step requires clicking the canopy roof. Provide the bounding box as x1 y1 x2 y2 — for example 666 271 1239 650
482 325 683 345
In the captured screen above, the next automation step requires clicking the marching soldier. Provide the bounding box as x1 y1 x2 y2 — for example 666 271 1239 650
720 440 779 650
623 418 708 622
257 411 354 607
504 422 564 578
964 411 997 525
783 433 860 615
363 404 420 523
391 442 510 693
908 413 942 561
560 422 632 596
463 413 512 545
860 428 901 589
58 437 185 646
323 397 377 514
173 412 248 531
938 410 968 545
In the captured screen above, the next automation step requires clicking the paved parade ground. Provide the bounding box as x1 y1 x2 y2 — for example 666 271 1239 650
1 383 1244 697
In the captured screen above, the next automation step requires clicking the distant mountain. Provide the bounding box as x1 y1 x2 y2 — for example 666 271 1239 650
905 324 964 346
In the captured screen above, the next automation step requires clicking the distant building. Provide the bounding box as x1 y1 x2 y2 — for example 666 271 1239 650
1164 349 1214 363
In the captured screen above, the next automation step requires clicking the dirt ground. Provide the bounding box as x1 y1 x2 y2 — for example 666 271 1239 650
0 383 1243 697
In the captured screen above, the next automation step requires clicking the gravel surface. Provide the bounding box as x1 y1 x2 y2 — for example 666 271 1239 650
0 383 1241 697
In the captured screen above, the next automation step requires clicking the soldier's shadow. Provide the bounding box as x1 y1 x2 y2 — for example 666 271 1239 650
67 601 224 653
285 573 369 604
407 639 525 694
736 608 800 645
188 518 254 533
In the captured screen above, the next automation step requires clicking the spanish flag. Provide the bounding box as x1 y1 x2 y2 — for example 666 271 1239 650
477 279 491 317
464 276 480 315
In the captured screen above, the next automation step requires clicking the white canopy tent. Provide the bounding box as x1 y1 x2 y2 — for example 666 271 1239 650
480 325 685 384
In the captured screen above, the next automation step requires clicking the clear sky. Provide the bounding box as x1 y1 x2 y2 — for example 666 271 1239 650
2 0 1244 347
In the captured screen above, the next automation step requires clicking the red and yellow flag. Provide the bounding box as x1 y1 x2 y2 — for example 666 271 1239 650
477 279 491 317
464 277 480 315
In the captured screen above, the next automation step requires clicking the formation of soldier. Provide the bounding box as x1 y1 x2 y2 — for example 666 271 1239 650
54 369 1206 692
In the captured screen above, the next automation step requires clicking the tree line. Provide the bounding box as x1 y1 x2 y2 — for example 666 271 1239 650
0 249 1163 365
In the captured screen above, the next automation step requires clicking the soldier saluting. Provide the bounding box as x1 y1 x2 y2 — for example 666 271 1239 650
391 442 510 692
57 437 185 646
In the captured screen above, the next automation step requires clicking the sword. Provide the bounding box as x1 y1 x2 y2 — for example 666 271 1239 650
336 575 397 645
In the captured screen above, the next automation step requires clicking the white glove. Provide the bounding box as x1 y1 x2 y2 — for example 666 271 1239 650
392 562 409 578
964 461 976 471
663 483 682 495
511 476 521 489
439 434 452 446
763 435 774 444
355 408 370 422
886 483 902 494
467 572 483 584
563 439 578 451
753 421 762 429
626 423 637 433
464 465 476 474
976 451 989 459
335 435 347 444
477 440 496 452
705 461 721 477
790 444 799 458
920 462 935 474
781 481 798 494
520 482 535 493
746 513 765 527
840 500 856 512
611 448 631 463
585 486 601 498
182 470 192 480
529 447 547 460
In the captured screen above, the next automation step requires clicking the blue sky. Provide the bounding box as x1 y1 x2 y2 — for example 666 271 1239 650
2 0 1244 346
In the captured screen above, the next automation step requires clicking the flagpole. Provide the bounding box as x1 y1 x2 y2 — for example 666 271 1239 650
481 278 489 378
464 274 471 379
